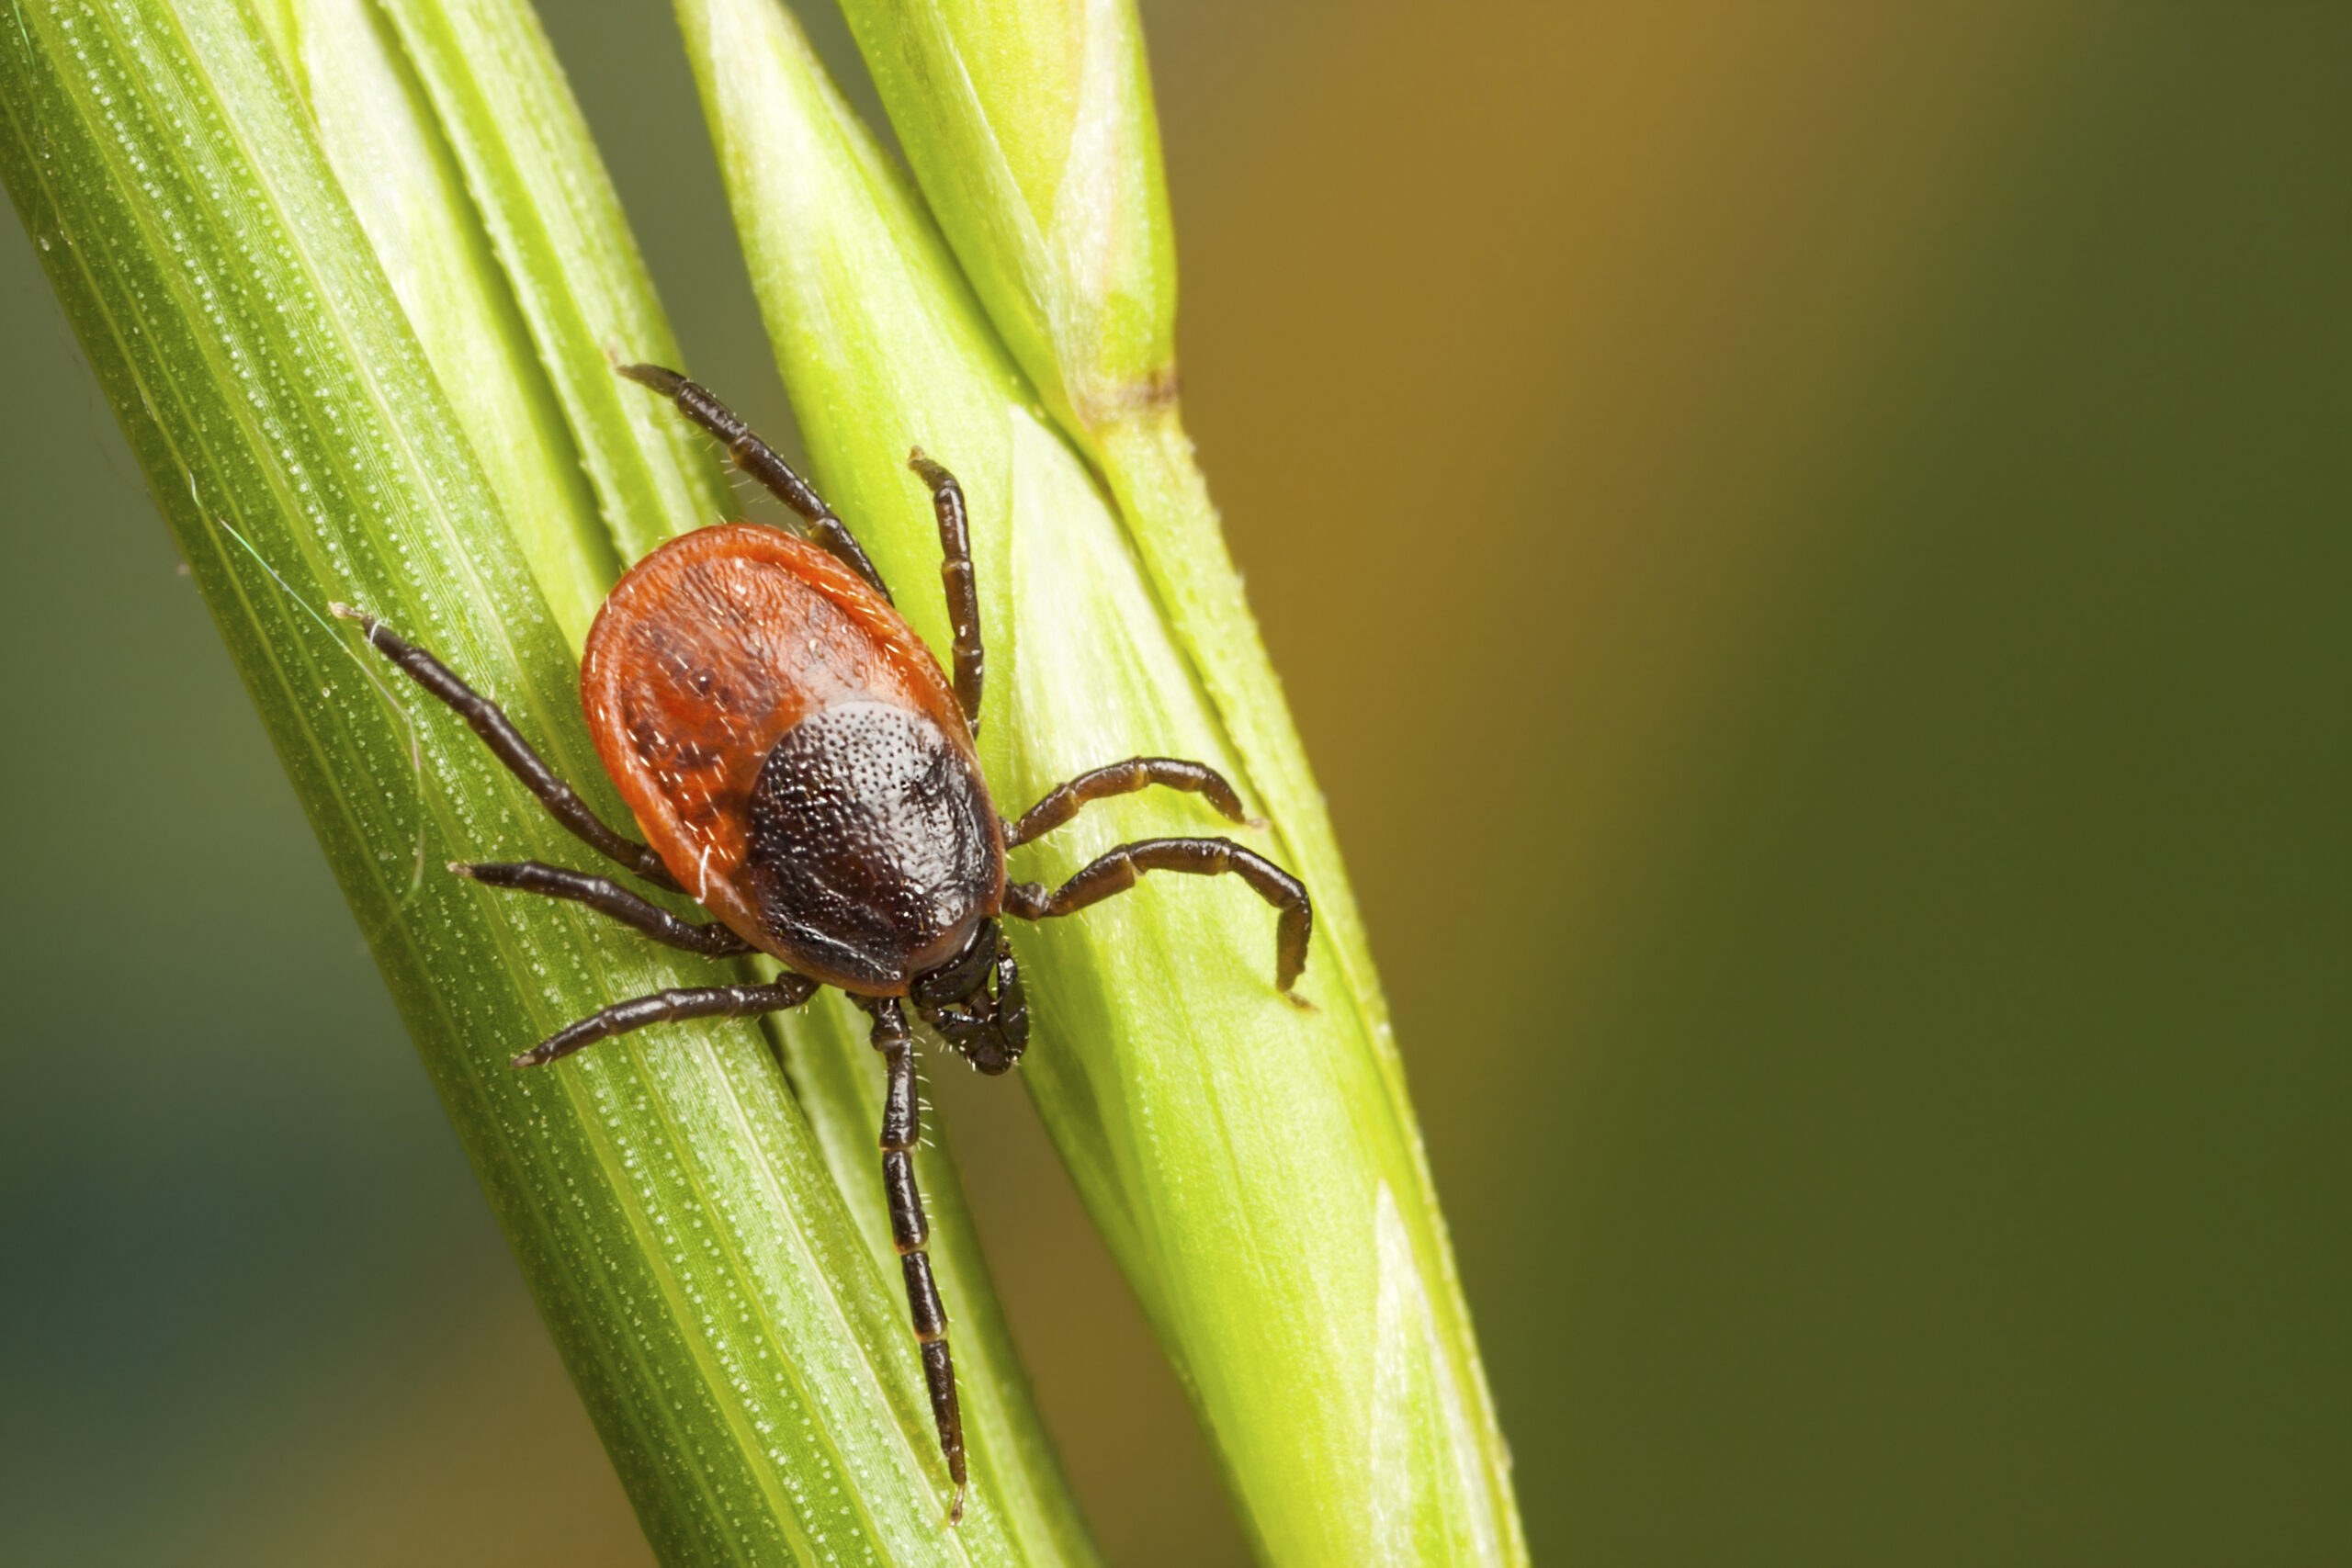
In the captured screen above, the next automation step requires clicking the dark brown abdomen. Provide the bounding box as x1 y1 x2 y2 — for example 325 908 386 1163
747 701 999 990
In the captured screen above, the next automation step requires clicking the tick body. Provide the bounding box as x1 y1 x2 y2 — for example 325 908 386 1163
584 523 1003 994
338 366 1312 1526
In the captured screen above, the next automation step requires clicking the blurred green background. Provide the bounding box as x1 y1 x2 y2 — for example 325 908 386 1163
4 1 2346 1562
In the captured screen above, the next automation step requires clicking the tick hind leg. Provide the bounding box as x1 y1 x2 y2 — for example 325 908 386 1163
907 451 984 731
852 995 969 1524
333 606 680 890
618 363 892 602
510 971 820 1068
1004 837 1313 999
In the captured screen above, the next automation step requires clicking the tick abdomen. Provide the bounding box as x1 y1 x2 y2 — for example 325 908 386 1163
582 524 1004 988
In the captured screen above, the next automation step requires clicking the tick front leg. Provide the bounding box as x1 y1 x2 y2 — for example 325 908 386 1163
853 995 969 1523
1003 758 1251 848
512 973 819 1067
1004 837 1313 998
618 363 892 603
332 605 680 891
454 861 754 957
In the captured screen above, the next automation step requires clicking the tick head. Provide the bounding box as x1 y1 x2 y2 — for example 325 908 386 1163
910 919 1028 1075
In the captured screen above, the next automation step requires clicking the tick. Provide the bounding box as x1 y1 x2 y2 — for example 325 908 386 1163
335 365 1312 1524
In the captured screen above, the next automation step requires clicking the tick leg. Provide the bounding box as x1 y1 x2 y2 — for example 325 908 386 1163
1004 837 1313 998
512 972 820 1068
853 995 969 1523
907 450 983 730
618 363 892 603
333 606 680 891
454 861 754 957
1003 758 1250 848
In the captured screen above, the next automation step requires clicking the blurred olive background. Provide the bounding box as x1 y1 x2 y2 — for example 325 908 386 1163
5 1 2346 1562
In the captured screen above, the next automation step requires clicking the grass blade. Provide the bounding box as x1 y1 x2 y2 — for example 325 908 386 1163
0 0 1089 1557
371 0 731 569
251 0 618 640
679 0 1523 1559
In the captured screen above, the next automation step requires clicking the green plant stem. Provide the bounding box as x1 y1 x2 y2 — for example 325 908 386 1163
677 1 1525 1560
253 0 620 642
1095 411 1525 1561
372 0 728 567
0 1 1091 1560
